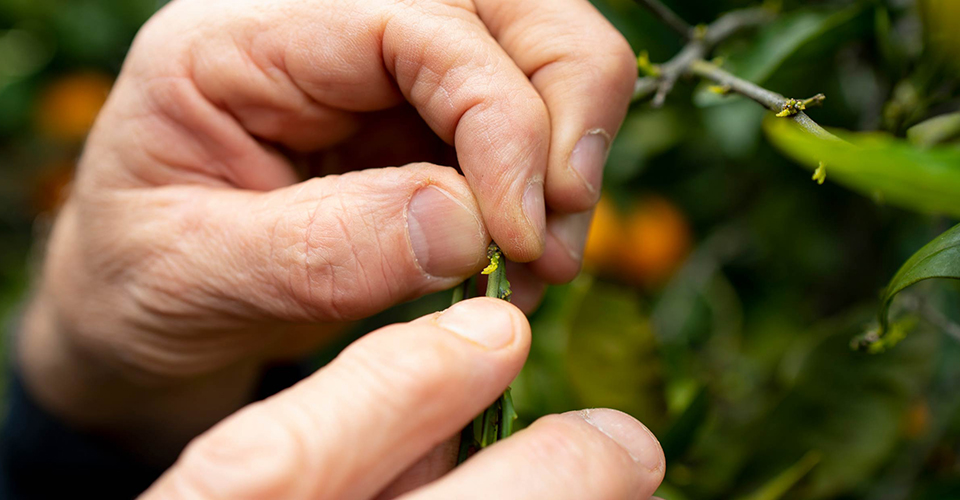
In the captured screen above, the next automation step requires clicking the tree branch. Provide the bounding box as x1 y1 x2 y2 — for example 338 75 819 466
631 1 840 142
688 60 839 141
633 4 775 106
632 0 694 39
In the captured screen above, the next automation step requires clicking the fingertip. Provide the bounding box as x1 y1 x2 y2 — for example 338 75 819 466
545 129 609 213
489 178 548 264
503 261 547 314
407 184 489 278
571 409 665 477
520 181 547 254
434 297 529 352
528 211 593 285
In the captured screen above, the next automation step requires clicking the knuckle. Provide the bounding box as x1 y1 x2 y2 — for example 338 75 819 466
604 34 639 84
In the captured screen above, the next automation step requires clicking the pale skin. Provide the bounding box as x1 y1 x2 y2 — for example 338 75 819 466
18 0 664 497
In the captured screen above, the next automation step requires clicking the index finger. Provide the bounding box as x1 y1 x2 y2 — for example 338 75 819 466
381 2 552 262
475 0 638 213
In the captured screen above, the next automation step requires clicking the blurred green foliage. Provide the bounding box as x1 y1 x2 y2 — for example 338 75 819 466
2 0 960 499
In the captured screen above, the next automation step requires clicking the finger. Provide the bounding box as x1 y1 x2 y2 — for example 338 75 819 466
374 435 459 500
474 0 637 213
139 298 531 500
119 1 551 260
403 409 665 500
64 164 494 375
528 210 594 284
379 2 551 262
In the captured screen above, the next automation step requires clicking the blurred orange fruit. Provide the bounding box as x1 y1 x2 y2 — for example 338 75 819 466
36 72 114 142
583 196 622 270
584 195 693 288
619 196 692 288
902 399 930 439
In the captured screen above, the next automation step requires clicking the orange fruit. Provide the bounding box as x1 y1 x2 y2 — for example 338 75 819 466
583 196 623 270
902 399 930 439
619 196 692 288
36 72 114 142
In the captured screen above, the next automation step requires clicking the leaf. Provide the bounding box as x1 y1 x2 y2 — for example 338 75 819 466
877 223 960 335
695 6 864 107
738 451 821 500
659 387 709 462
566 281 667 428
730 7 862 83
764 117 960 218
740 309 938 497
606 108 685 182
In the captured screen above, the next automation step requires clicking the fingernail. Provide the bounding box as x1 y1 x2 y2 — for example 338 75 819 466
436 299 516 350
579 409 664 473
523 183 546 246
408 186 486 278
569 130 610 194
548 211 594 262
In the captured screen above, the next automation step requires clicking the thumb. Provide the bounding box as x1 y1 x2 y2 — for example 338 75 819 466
138 298 530 500
149 163 490 325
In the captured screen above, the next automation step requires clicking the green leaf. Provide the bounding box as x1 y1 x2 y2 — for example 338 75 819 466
741 309 938 497
764 117 960 218
877 224 960 335
566 281 666 428
728 7 863 84
738 451 821 500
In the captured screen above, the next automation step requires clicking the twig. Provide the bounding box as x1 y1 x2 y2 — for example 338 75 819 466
632 0 694 39
901 295 960 344
631 1 841 143
688 60 840 141
632 4 775 106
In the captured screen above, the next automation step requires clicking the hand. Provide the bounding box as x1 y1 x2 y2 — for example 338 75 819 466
19 0 636 462
139 299 666 499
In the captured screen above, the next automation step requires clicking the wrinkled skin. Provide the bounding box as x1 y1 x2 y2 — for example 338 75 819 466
19 0 649 495
139 298 666 499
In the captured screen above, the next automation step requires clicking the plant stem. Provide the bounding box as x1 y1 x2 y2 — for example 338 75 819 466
687 60 840 141
632 4 775 106
456 243 517 464
451 279 467 305
631 1 841 142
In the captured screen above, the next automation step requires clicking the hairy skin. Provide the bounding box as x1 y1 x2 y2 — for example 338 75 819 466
19 0 636 467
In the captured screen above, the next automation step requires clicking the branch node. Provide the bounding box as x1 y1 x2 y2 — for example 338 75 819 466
637 51 662 78
776 98 805 117
693 24 709 40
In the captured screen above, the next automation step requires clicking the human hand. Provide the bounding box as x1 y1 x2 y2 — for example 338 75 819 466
19 0 636 461
139 298 665 500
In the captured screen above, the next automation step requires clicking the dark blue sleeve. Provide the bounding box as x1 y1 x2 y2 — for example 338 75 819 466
0 363 310 499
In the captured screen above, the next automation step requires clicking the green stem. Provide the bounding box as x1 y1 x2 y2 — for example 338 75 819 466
455 243 516 464
451 280 467 305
